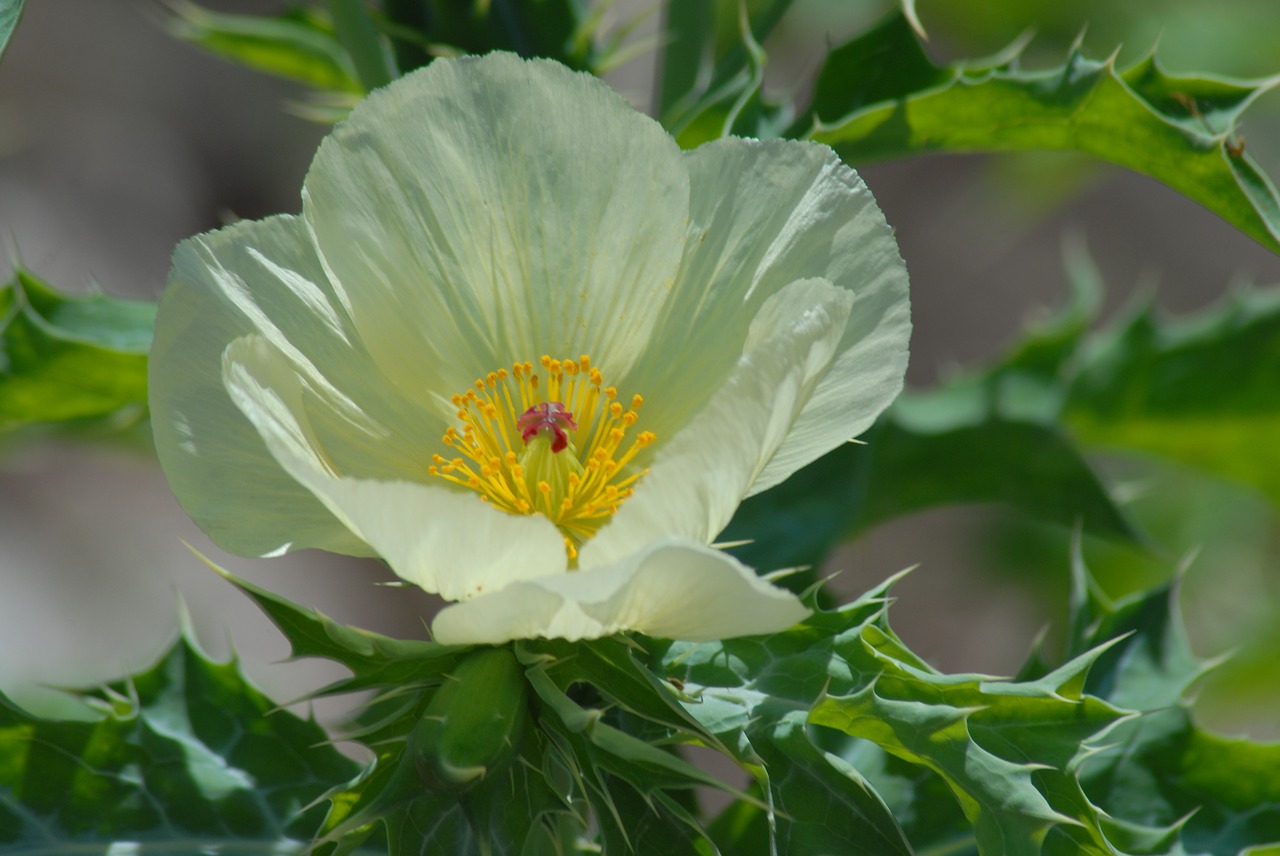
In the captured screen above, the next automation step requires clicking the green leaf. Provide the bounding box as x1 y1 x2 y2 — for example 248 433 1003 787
168 2 362 92
809 638 1132 854
0 635 359 853
658 582 936 853
802 13 1280 254
321 0 395 91
0 0 21 63
1065 289 1280 508
722 398 1136 579
0 268 154 429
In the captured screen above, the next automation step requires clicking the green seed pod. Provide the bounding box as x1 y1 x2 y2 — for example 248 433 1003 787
411 647 530 791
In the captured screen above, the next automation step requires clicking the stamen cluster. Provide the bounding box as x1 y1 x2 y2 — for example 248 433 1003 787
429 355 655 560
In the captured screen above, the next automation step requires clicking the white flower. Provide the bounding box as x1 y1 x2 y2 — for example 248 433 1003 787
149 53 910 646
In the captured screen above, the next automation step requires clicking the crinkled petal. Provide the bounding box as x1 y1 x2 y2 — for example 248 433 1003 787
581 278 854 569
222 335 568 599
302 52 690 406
431 537 809 645
150 214 411 558
623 137 910 489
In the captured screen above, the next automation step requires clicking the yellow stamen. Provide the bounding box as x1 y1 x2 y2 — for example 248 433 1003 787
430 355 654 562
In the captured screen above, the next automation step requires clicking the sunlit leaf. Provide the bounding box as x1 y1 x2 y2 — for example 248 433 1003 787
168 1 362 92
0 267 154 429
801 13 1280 254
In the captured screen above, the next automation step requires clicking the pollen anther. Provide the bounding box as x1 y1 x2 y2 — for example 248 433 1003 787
430 354 655 561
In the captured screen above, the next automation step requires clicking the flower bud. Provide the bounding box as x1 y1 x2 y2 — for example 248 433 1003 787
411 647 530 791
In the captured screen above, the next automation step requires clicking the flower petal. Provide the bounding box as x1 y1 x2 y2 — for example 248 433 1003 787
581 278 854 568
431 537 809 645
221 335 569 600
302 53 690 403
151 214 391 558
624 138 910 490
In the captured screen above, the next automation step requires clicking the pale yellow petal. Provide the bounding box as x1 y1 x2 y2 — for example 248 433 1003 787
431 538 809 645
622 137 910 489
302 53 689 402
581 278 853 568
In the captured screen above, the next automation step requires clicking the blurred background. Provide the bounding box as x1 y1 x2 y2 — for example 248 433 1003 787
2 0 1278 736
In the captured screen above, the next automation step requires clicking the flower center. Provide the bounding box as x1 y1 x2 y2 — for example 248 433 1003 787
429 355 655 561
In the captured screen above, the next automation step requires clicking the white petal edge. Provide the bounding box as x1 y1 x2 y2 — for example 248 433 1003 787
221 335 570 600
150 215 383 559
431 537 810 645
580 277 854 569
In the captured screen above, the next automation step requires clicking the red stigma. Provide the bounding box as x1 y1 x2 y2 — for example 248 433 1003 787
517 402 578 453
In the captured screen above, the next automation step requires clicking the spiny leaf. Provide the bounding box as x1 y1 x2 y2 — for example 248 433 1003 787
1057 549 1280 855
0 267 154 429
0 636 359 853
801 12 1280 254
207 559 466 695
655 580 938 853
654 574 1146 855
810 634 1132 854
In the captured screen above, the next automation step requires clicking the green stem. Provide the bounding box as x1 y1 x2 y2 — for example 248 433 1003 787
321 0 395 91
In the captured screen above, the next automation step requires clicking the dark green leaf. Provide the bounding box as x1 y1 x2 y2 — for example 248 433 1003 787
0 0 21 62
802 13 1280 254
382 0 598 75
0 268 154 429
0 636 359 853
723 401 1136 578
